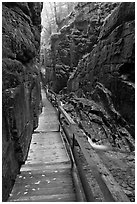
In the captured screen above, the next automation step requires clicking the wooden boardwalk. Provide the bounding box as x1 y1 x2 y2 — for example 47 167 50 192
8 89 76 202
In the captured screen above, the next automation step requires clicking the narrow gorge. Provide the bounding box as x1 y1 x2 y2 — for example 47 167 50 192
2 2 135 202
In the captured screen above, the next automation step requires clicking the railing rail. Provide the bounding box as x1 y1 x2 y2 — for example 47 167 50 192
43 86 129 202
44 86 86 202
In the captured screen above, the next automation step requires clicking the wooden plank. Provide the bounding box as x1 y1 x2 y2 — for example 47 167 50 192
8 90 76 202
9 193 76 202
9 185 75 199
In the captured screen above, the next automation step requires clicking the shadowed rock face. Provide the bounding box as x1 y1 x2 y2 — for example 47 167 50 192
68 2 135 138
45 2 135 140
43 2 119 93
2 2 43 201
48 4 135 181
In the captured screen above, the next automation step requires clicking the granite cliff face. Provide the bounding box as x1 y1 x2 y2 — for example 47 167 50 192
2 2 42 201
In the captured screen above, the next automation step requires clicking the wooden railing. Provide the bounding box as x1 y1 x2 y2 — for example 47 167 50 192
44 86 86 202
44 86 130 202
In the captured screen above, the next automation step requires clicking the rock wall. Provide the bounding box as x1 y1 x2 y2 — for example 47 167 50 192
59 5 135 200
2 3 42 201
41 3 135 201
43 2 134 138
43 2 119 93
43 2 135 151
68 2 135 137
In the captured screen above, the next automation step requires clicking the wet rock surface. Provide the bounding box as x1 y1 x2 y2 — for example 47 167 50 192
2 2 42 201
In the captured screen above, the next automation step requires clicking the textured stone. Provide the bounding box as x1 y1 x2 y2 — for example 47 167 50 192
43 2 118 93
2 2 42 201
46 3 135 201
99 2 135 39
68 3 135 138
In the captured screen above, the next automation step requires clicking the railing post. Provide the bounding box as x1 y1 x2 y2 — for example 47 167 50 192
72 133 75 150
58 111 61 132
55 95 56 103
58 110 61 123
